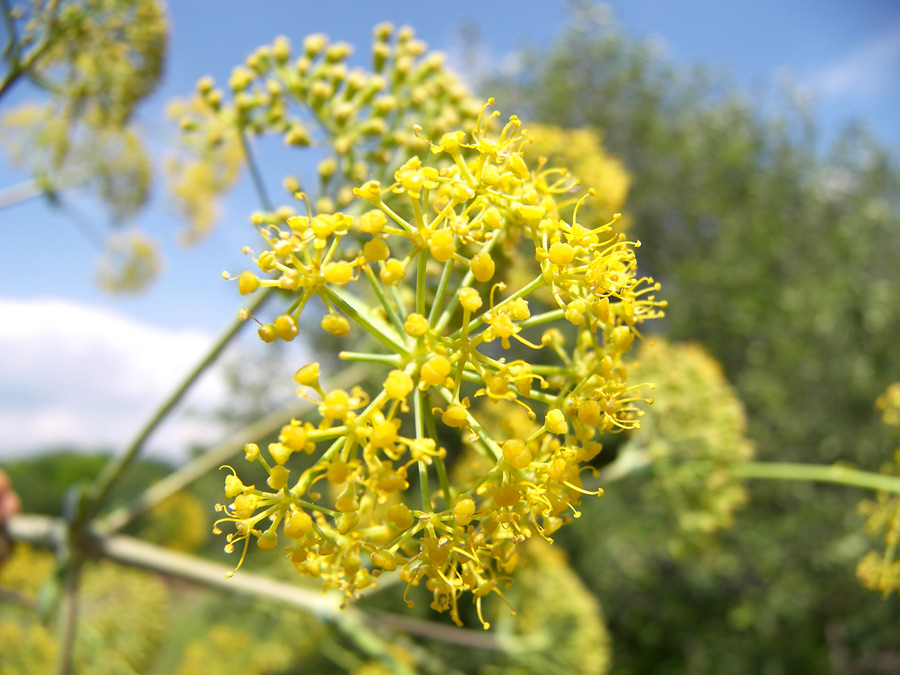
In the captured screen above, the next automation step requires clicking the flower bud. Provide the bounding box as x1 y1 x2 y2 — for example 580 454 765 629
470 252 495 282
384 370 414 399
545 409 568 435
502 439 532 469
420 355 451 387
453 498 477 526
284 510 312 538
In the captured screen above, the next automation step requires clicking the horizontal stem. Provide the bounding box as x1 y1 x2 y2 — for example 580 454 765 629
517 308 566 329
731 461 900 494
339 351 403 367
0 179 43 210
5 514 507 651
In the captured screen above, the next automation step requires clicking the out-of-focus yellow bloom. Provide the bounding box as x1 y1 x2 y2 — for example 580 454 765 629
631 340 754 555
524 123 632 231
165 121 244 244
1 105 154 223
876 382 900 429
10 0 167 127
857 382 900 596
0 0 167 291
139 492 210 552
509 540 612 675
0 545 169 672
95 229 162 293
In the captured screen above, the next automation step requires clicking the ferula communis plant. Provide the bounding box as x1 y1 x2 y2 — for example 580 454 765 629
209 27 663 628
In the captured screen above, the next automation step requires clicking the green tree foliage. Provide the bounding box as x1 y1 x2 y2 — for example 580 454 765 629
491 19 900 467
490 13 900 672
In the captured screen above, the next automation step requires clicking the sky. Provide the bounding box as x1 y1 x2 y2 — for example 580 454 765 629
1 0 898 460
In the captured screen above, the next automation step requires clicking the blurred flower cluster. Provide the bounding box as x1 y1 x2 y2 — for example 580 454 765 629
214 81 664 625
856 382 900 595
0 0 167 290
522 124 631 233
629 340 754 555
506 540 611 674
0 545 169 673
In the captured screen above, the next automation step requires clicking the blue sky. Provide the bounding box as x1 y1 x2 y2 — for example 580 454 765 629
1 0 899 456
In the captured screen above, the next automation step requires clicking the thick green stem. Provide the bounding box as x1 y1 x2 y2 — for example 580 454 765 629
56 558 81 675
94 400 311 535
423 408 452 509
1 0 17 57
731 461 900 494
338 351 402 367
517 308 566 329
6 515 506 654
414 390 432 511
80 288 272 524
0 0 62 100
416 248 428 318
428 256 456 326
362 264 406 337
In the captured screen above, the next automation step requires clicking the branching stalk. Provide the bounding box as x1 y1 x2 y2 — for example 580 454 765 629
80 288 272 525
731 461 900 494
5 514 508 652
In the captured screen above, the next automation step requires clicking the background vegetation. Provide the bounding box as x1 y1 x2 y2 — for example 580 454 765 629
492 19 900 674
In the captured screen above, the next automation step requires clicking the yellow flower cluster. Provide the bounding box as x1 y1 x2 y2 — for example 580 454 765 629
216 101 664 627
857 381 900 596
510 540 611 675
0 546 169 673
95 228 162 293
164 135 244 244
168 23 480 242
1 104 154 223
857 485 900 597
139 492 210 553
876 382 900 429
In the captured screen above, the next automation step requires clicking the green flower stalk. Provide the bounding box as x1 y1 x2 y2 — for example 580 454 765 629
215 100 664 628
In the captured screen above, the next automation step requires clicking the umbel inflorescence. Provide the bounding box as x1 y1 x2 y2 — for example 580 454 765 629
217 100 665 628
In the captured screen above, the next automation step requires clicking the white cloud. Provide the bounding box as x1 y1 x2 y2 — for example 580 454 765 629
0 297 231 461
806 23 900 101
